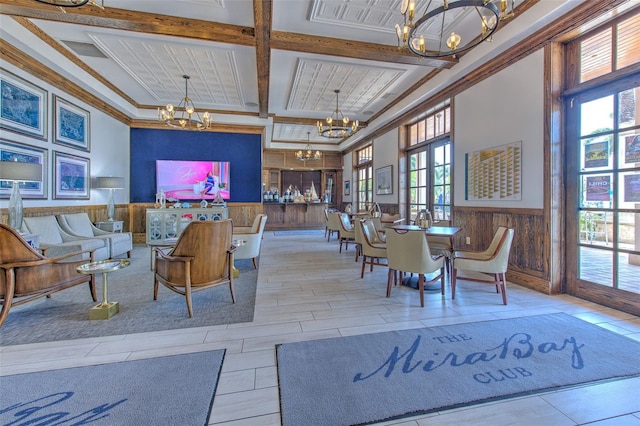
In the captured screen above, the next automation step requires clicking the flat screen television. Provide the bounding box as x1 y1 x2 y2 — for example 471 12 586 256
156 160 230 200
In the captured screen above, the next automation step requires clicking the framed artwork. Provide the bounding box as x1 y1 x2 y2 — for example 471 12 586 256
0 140 47 199
344 180 350 196
53 151 90 199
465 141 522 201
375 165 393 195
0 69 48 139
53 95 90 152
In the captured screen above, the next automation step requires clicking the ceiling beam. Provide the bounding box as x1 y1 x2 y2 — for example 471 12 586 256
0 0 257 46
0 0 454 68
271 31 457 68
253 0 272 119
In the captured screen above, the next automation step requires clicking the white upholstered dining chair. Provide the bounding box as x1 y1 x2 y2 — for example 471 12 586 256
385 228 445 307
451 226 514 305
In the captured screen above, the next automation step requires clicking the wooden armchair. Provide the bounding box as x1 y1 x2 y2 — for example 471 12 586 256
153 219 236 318
0 224 96 328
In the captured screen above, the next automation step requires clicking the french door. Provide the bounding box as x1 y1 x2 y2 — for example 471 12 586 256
566 79 640 314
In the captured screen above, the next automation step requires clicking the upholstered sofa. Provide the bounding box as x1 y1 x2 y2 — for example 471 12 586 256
58 213 133 259
22 215 110 261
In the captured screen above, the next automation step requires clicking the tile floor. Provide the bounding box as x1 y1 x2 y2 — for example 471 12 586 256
1 231 640 426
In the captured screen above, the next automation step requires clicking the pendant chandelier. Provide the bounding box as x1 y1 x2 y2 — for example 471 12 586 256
296 132 321 163
34 0 104 8
317 90 359 139
396 0 516 59
158 75 212 131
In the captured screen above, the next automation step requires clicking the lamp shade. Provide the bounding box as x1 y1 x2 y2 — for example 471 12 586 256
95 176 125 189
0 161 42 182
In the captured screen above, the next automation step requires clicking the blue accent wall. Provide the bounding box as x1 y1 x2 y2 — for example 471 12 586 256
130 129 262 202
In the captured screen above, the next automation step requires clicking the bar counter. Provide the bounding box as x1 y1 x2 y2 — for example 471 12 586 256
262 202 329 230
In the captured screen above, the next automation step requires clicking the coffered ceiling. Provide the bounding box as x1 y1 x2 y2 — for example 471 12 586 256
0 0 608 151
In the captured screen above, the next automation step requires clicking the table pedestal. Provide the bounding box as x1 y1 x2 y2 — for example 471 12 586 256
90 271 120 320
77 260 130 320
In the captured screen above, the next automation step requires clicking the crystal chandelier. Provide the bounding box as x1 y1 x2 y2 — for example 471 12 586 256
296 132 321 163
396 0 516 59
317 90 359 139
158 75 212 131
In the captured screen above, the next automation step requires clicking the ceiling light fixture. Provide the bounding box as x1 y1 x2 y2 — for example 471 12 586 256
34 0 104 9
296 132 321 163
317 89 359 139
158 75 212 131
396 0 516 59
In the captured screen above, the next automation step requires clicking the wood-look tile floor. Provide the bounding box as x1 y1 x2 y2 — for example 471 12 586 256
2 231 640 426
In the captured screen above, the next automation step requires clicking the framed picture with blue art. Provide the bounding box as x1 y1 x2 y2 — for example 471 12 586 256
53 95 90 152
53 150 90 199
0 140 47 199
0 69 48 140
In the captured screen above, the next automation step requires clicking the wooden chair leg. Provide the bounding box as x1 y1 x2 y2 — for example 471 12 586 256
499 273 508 305
361 256 366 278
418 274 425 307
185 282 194 318
386 268 394 298
440 267 445 296
451 268 457 300
252 257 258 269
153 276 159 300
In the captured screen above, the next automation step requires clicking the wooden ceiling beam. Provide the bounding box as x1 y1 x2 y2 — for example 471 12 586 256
271 31 457 68
253 0 272 119
0 0 453 68
0 0 256 46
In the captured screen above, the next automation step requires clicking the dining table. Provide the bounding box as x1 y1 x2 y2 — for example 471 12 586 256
389 224 462 291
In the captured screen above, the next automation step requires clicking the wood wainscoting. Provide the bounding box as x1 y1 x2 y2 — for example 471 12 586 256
453 206 551 294
3 203 264 244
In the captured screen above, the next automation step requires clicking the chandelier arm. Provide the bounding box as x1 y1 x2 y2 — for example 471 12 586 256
34 0 89 6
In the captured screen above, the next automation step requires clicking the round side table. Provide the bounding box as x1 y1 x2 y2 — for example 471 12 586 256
77 259 131 320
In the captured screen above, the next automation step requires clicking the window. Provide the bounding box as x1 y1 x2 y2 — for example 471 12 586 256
355 145 373 211
577 13 640 84
406 103 452 222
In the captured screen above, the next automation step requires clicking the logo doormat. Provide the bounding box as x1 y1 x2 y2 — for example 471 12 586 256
276 313 640 426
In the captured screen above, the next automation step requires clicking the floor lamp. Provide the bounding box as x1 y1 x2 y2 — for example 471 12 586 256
95 176 124 221
0 161 43 230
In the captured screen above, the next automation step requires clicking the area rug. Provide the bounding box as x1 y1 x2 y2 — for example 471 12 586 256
0 350 225 426
276 313 640 426
0 246 258 346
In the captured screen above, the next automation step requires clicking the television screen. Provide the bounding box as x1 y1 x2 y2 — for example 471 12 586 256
156 160 230 200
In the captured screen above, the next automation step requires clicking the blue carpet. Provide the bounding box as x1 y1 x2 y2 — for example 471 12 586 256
0 350 225 426
277 313 640 426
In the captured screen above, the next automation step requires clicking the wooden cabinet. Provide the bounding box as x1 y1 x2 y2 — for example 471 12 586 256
146 207 228 243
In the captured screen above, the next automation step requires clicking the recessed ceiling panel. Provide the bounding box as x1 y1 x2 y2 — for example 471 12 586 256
287 58 405 118
88 33 246 108
310 0 400 33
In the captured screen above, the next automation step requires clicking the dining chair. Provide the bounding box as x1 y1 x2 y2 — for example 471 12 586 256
153 219 236 318
337 212 355 253
385 228 445 307
426 219 454 273
359 219 387 278
451 226 514 305
326 211 342 242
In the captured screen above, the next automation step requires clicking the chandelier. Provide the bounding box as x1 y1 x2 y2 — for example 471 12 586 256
158 75 212 131
317 90 359 139
34 0 104 8
396 0 516 58
296 132 321 163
